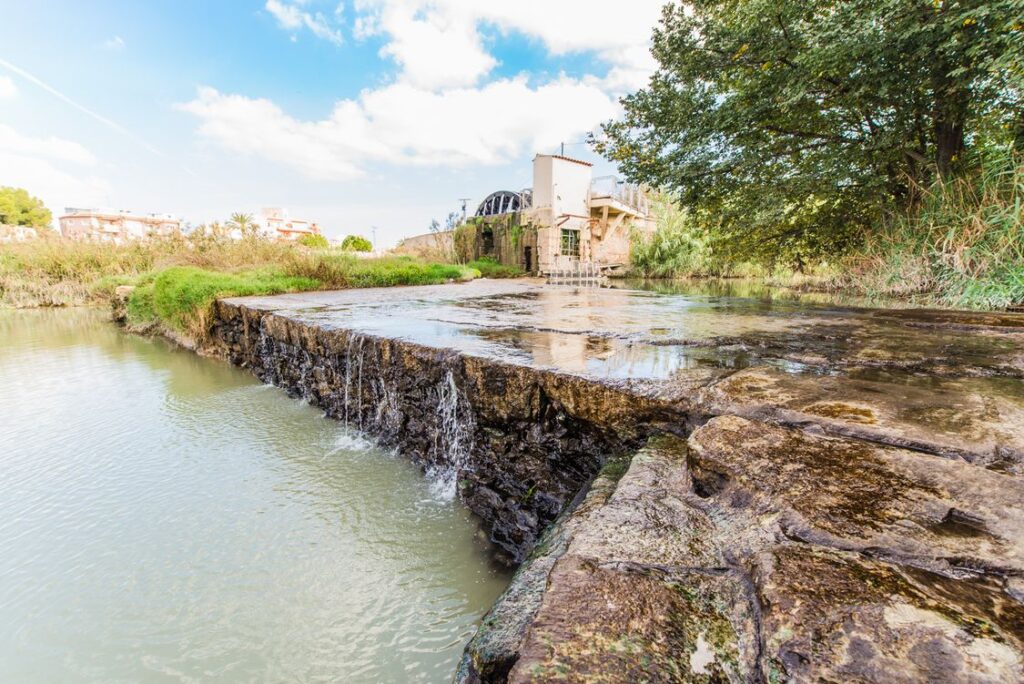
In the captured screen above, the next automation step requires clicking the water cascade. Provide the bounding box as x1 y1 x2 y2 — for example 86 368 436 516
430 368 473 500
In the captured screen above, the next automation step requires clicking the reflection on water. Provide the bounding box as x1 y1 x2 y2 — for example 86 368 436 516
0 308 508 683
610 277 895 308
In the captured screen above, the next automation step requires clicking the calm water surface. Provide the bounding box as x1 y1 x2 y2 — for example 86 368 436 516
0 309 509 683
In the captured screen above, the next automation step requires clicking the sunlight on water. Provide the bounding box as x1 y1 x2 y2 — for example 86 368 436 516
0 309 509 683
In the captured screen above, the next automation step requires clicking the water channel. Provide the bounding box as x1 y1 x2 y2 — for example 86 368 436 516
0 309 509 683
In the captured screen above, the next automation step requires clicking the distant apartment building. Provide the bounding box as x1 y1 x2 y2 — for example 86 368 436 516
59 208 181 243
254 207 322 241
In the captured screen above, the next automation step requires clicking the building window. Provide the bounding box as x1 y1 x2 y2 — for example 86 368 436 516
560 228 580 258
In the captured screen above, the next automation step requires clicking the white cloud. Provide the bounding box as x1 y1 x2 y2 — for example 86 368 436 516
0 125 109 212
266 0 343 45
102 35 126 51
353 0 663 91
179 77 618 180
182 1 663 182
0 124 97 165
0 75 16 98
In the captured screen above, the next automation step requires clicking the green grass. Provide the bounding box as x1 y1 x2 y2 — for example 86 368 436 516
128 266 319 333
466 256 524 279
846 152 1024 309
126 256 479 338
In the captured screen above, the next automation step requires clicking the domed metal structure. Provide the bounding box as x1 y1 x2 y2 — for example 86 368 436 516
475 190 522 217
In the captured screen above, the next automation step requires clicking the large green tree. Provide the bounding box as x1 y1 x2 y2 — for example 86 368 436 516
595 0 1023 263
0 186 52 228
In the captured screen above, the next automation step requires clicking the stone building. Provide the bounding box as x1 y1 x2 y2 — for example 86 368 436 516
59 208 181 243
455 154 655 275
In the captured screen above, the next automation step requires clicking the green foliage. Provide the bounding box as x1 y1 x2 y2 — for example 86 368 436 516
467 256 524 279
596 0 1024 265
131 266 317 333
287 253 476 289
850 151 1024 308
297 233 329 249
227 212 256 238
341 235 372 252
629 192 714 277
453 222 477 262
0 187 52 228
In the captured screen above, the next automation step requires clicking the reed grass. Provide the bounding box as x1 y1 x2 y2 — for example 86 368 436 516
847 152 1024 309
2 235 480 339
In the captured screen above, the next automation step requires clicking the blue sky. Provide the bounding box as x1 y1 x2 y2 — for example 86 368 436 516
0 1 665 246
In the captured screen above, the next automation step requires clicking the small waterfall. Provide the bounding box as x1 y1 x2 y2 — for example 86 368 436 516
342 334 364 428
430 369 472 500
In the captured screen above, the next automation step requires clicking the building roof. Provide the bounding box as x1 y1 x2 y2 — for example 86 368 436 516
536 153 593 167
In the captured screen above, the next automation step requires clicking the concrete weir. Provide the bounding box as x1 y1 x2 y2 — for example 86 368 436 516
207 280 1024 683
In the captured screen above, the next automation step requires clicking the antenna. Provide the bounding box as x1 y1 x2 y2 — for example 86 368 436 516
458 198 471 222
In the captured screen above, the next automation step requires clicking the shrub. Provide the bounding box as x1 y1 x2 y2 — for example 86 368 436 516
849 152 1024 309
341 235 372 252
629 192 714 278
467 256 523 279
297 233 329 249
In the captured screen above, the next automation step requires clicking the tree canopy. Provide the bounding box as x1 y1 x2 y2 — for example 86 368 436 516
341 234 372 252
595 0 1024 263
0 187 52 228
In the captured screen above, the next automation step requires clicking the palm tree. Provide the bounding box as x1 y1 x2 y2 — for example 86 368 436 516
228 212 255 238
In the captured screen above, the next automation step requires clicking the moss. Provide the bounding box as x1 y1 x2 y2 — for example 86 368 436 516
598 457 631 483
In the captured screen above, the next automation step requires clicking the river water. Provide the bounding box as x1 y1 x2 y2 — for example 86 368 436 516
0 309 509 683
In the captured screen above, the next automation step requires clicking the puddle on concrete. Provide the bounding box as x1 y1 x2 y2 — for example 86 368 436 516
236 281 1024 387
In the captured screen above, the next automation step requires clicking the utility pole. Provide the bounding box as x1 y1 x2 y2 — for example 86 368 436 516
458 198 471 222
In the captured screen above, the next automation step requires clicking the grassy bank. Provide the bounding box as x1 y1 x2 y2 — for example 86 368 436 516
629 156 1024 310
466 256 524 279
1 236 478 338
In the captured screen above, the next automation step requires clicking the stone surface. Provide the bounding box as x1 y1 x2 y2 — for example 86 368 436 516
196 280 1024 683
501 423 1024 683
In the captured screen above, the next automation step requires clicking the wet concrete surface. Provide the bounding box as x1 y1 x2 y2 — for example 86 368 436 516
228 280 1024 381
229 280 1024 470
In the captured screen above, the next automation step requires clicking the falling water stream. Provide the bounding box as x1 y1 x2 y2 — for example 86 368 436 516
0 309 509 683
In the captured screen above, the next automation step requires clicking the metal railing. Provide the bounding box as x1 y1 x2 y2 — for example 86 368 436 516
590 176 650 215
546 261 607 286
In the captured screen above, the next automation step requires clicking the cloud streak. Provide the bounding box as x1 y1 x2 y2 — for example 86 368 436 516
0 58 163 157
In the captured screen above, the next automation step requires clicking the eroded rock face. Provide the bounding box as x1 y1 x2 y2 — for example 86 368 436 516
499 421 1023 683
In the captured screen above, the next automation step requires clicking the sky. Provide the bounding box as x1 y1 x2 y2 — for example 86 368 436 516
0 0 666 247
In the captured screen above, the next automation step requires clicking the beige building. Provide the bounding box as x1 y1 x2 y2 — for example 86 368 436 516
525 155 653 274
59 208 181 243
254 207 322 241
445 154 654 275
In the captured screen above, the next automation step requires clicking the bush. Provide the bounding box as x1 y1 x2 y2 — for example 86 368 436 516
629 192 714 278
297 233 329 249
848 152 1024 309
467 256 523 279
341 235 372 252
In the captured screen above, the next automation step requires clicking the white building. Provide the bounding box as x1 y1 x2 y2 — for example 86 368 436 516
59 208 181 244
253 207 322 241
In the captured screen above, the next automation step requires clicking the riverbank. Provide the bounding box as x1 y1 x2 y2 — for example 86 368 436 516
177 280 1024 683
1 236 480 339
